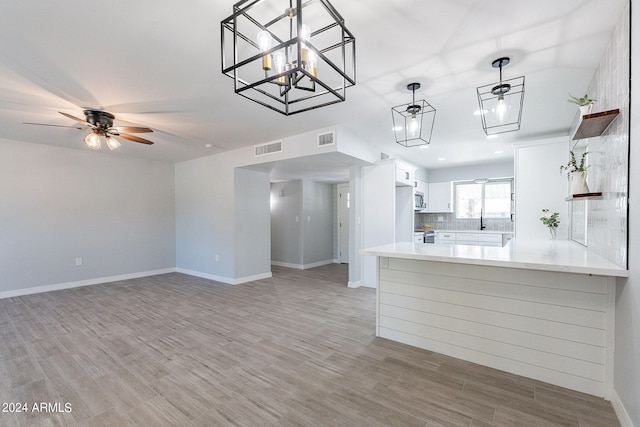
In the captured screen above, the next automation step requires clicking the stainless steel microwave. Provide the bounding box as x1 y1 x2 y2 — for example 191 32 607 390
415 193 425 210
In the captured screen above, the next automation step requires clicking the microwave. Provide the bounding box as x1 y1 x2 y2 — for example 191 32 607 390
414 193 425 210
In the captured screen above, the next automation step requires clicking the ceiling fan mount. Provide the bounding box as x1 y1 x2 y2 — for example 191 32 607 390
83 110 115 129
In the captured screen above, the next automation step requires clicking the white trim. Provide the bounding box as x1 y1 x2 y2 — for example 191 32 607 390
347 280 361 288
271 259 335 270
176 268 272 285
611 389 634 427
0 268 176 299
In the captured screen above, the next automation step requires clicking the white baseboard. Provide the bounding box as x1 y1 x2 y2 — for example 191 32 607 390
347 280 361 288
176 268 272 285
0 268 176 300
611 389 634 427
271 259 336 270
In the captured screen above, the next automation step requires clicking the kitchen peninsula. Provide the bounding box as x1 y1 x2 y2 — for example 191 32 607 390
361 239 628 398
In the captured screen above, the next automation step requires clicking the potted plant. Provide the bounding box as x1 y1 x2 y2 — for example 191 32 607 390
539 209 560 239
560 150 590 195
568 93 596 116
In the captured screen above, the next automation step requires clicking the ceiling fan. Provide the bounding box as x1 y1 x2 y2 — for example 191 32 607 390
24 110 155 150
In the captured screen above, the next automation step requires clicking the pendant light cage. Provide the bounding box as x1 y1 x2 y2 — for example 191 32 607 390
221 0 356 116
392 83 436 147
477 57 525 135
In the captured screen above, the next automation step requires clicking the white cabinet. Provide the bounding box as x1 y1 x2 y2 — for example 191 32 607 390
414 179 427 195
434 231 456 244
395 161 415 187
435 231 507 247
426 181 453 212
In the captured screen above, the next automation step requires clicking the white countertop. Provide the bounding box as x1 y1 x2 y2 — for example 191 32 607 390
360 239 628 277
433 229 514 234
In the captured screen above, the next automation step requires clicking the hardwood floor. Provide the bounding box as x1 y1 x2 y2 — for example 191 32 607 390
0 264 620 426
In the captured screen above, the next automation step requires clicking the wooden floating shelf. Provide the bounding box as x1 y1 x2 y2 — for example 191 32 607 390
572 109 619 140
565 192 603 201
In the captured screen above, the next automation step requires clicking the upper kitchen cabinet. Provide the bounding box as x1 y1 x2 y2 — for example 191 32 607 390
414 179 427 195
395 160 416 187
426 181 453 213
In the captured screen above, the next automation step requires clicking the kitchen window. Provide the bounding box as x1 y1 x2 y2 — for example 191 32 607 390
454 179 513 219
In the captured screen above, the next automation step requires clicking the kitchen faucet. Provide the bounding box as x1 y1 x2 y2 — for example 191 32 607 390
480 209 486 230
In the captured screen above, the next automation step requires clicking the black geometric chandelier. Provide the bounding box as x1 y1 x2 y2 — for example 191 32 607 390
391 82 436 147
220 0 356 116
476 57 525 135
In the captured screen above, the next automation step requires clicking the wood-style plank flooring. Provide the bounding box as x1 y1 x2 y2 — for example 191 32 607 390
0 264 620 426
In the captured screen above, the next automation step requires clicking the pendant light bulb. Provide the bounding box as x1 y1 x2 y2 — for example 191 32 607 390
407 115 420 138
307 50 318 78
84 132 101 150
495 94 507 121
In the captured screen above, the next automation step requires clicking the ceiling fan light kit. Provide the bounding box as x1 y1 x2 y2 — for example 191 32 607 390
220 0 356 116
391 82 436 147
476 57 525 135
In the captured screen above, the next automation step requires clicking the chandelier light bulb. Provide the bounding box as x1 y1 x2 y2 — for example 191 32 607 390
273 51 287 83
307 50 318 78
84 132 101 150
257 30 272 70
299 24 311 65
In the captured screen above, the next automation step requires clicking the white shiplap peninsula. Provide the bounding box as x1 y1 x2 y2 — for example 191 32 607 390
360 240 628 398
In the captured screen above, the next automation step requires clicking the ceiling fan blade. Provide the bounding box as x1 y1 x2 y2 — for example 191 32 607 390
59 111 93 126
23 122 87 130
115 133 154 145
109 126 153 134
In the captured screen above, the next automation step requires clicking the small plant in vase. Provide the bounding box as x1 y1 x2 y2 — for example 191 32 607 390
568 93 596 116
560 150 590 195
540 209 560 240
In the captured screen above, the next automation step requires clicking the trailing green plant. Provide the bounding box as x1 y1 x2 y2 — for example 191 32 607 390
567 93 596 106
539 209 559 229
560 150 590 178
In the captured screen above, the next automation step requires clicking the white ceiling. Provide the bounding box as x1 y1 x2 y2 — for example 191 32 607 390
0 0 628 172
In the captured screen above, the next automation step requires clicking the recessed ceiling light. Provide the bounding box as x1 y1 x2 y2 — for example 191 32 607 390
205 144 214 149
486 134 498 139
473 109 488 116
419 145 430 149
392 126 403 131
438 157 446 161
494 150 504 154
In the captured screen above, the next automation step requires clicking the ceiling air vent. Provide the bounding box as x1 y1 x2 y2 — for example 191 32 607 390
317 131 335 147
254 141 282 157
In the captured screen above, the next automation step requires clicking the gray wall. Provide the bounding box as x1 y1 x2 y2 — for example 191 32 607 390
302 180 334 265
270 180 334 268
616 2 638 425
0 139 176 292
270 181 302 265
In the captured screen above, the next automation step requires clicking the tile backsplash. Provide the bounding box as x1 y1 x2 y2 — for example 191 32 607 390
416 213 514 232
573 4 629 268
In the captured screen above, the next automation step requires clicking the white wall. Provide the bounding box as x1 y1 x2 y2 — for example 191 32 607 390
614 2 639 425
514 140 569 240
0 139 176 294
361 161 396 288
428 160 513 182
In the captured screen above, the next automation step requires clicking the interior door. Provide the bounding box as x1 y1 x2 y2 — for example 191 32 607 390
338 183 350 263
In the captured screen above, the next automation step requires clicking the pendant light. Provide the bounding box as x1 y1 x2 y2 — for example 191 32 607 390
476 57 525 135
391 82 436 147
221 0 356 116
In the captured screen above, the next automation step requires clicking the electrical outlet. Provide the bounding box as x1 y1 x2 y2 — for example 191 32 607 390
295 216 300 223
75 257 83 266
438 216 444 222
215 254 219 262
307 216 311 222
